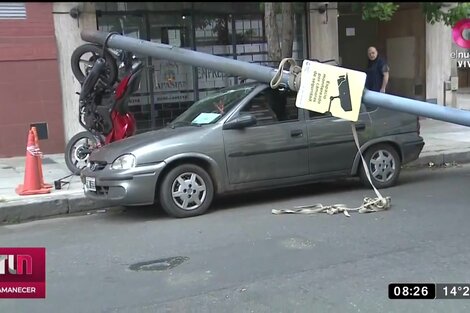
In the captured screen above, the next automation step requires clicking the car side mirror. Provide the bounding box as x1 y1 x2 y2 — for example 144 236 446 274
223 113 257 130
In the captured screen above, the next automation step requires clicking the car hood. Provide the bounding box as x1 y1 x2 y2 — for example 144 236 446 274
89 126 209 163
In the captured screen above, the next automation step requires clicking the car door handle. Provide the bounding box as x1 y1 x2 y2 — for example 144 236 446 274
291 129 303 137
355 121 366 130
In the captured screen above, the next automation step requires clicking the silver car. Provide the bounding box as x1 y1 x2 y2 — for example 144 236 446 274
81 82 424 218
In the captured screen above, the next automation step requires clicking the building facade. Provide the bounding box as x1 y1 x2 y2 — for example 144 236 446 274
54 2 312 146
0 2 461 157
336 2 460 105
0 2 64 157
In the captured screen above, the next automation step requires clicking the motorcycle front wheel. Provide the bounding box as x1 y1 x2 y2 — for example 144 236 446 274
71 43 118 86
65 131 101 175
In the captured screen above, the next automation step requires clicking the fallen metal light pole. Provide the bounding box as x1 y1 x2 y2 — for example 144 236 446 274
81 30 470 127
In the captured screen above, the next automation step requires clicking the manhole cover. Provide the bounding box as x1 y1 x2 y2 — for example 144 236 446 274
129 256 189 272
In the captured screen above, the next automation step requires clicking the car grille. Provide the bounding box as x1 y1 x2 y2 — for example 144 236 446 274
88 161 107 171
89 186 109 196
96 186 109 196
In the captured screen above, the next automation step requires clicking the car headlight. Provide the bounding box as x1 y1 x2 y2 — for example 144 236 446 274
111 154 136 170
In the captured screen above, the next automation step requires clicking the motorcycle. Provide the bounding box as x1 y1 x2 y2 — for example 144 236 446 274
65 33 143 174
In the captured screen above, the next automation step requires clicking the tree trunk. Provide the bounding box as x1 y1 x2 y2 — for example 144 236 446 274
281 2 294 59
265 2 281 63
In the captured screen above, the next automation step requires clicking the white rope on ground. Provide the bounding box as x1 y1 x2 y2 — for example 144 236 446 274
272 196 391 217
272 124 391 217
271 58 392 216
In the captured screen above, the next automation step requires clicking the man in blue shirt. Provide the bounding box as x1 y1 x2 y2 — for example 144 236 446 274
365 46 390 93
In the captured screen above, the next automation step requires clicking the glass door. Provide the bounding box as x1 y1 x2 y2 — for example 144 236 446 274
148 13 196 129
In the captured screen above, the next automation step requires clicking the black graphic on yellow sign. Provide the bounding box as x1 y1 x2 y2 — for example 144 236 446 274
295 60 366 122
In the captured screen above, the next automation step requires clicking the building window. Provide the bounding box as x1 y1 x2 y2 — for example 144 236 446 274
194 15 230 46
194 14 265 46
234 15 265 44
0 3 26 19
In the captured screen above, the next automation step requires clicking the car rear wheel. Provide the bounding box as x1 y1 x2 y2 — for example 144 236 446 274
359 143 401 189
159 164 214 218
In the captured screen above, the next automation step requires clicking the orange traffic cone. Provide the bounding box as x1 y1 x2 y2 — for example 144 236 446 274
15 129 51 196
31 127 53 189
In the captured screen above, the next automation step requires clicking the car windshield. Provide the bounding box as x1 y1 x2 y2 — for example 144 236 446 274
169 84 257 127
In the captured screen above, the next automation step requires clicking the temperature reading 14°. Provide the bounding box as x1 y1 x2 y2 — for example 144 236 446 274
436 284 470 299
444 286 470 297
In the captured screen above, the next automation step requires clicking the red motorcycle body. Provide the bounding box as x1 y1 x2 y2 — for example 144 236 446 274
103 66 141 145
105 111 136 144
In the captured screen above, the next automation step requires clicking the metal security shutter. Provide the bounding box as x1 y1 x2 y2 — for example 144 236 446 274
0 3 26 19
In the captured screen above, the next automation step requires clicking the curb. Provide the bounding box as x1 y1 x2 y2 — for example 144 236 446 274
406 150 470 168
0 193 109 224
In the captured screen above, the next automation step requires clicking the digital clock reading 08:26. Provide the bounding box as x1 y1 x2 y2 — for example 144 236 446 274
390 283 470 299
389 283 436 299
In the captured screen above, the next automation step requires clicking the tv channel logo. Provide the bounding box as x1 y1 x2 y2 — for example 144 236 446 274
0 247 46 298
452 18 470 49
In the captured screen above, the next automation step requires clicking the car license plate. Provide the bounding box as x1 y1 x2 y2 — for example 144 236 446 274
85 177 96 192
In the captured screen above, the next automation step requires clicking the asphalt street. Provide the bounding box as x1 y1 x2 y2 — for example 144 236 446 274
1 164 470 312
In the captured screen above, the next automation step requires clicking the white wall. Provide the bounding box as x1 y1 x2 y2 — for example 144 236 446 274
426 21 452 105
308 2 339 63
53 2 97 142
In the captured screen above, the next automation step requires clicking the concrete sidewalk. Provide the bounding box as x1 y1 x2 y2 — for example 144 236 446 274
0 153 109 223
2 114 470 224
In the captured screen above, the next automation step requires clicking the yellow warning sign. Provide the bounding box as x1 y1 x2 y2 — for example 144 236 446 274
295 60 367 122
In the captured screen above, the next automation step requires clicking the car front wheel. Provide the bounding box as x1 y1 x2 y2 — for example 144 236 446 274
359 143 401 189
159 164 214 218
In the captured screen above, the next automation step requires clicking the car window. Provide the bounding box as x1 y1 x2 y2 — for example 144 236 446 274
240 88 299 126
170 84 256 127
